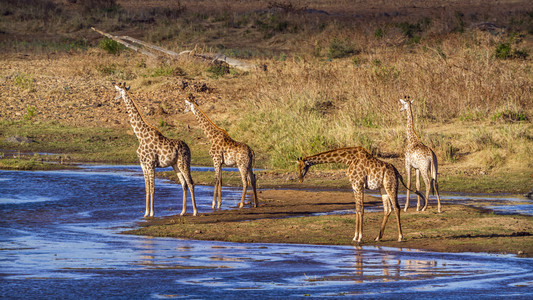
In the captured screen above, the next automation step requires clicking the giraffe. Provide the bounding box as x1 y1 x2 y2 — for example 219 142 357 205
298 147 425 243
400 97 442 213
184 95 258 209
113 83 197 217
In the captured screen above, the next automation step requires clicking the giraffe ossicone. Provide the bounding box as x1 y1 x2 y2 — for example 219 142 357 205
113 83 198 218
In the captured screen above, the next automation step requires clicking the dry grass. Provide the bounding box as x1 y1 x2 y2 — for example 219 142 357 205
0 0 532 179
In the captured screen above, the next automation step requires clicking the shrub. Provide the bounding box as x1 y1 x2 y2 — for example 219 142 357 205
327 38 359 59
491 110 528 122
495 42 530 60
495 42 512 59
24 105 36 121
374 28 384 39
207 62 230 78
148 66 174 77
13 73 33 90
98 38 123 55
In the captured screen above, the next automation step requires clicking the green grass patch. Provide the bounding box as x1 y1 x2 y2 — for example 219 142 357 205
98 38 124 55
0 158 77 171
0 120 138 163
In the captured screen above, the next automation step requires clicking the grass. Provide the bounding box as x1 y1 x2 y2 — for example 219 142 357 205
0 158 77 170
0 120 139 163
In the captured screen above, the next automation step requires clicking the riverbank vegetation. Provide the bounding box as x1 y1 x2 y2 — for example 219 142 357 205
1 0 532 193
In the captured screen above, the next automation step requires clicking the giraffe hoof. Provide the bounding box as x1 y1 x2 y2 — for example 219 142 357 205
193 212 198 217
374 237 380 242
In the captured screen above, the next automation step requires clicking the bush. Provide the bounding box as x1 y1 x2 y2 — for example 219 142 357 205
207 62 230 78
495 42 512 59
495 42 529 60
98 38 123 55
13 73 33 90
327 38 359 59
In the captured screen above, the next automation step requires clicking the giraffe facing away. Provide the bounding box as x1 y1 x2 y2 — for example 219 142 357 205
114 83 197 217
184 95 258 209
298 147 425 243
400 97 442 213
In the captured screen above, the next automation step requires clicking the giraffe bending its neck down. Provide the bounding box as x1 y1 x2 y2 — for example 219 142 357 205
114 83 197 217
184 95 258 209
298 147 424 243
400 97 442 213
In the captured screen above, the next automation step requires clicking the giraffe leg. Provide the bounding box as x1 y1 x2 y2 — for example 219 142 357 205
415 169 421 211
375 194 392 242
433 179 442 213
390 185 403 242
404 166 411 212
146 166 155 217
175 171 188 216
217 175 222 209
382 169 403 242
141 164 152 218
175 163 197 216
185 172 197 216
421 170 431 211
238 166 248 209
141 165 151 218
352 187 364 243
249 171 258 208
212 162 222 210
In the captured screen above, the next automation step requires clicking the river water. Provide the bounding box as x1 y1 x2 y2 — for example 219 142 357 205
1 165 532 298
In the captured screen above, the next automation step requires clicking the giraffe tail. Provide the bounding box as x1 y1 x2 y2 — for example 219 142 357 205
247 148 256 187
430 151 438 195
394 166 427 204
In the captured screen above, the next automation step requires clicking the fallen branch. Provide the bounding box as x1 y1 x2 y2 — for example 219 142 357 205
91 27 256 71
91 27 157 59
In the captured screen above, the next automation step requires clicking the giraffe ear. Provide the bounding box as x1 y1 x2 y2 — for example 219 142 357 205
126 86 130 91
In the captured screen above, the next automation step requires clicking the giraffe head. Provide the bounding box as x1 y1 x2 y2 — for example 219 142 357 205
184 93 198 113
297 157 312 183
399 96 413 112
113 82 130 102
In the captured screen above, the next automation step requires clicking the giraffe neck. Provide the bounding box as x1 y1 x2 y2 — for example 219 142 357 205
303 148 355 166
121 92 159 139
405 105 420 146
189 103 228 141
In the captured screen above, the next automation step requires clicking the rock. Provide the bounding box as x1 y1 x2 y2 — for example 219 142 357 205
4 136 35 144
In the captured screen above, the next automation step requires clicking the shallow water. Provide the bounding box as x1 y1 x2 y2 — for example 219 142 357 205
1 165 532 298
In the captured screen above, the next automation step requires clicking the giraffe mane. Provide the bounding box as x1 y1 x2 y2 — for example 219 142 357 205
123 88 162 134
191 101 230 136
305 146 363 159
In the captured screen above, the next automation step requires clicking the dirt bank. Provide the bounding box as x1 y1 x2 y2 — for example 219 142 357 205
126 188 533 257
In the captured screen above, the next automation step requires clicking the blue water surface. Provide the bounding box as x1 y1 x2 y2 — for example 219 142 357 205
1 165 532 298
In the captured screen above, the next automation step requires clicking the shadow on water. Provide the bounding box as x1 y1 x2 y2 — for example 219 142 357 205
1 165 533 298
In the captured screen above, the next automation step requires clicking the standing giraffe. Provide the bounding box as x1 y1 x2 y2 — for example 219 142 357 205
400 97 442 213
298 147 425 243
184 95 258 209
114 83 197 217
